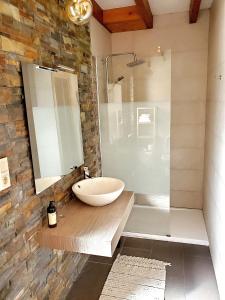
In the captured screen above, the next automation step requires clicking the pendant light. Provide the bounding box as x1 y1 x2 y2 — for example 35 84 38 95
66 0 93 25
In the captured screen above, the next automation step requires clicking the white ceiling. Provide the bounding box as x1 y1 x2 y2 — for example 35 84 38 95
96 0 214 15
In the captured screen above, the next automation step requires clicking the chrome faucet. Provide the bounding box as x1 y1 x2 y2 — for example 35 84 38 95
84 166 92 179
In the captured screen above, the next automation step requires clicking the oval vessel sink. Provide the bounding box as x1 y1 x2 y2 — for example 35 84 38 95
72 177 125 206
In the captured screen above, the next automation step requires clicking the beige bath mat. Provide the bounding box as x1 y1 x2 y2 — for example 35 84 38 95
99 254 170 300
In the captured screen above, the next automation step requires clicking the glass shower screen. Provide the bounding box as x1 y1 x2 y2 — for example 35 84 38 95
97 50 171 237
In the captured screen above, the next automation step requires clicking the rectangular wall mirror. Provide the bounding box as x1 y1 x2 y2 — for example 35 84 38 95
22 64 84 194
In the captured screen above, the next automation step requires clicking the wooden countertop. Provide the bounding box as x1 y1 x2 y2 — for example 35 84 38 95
38 191 134 257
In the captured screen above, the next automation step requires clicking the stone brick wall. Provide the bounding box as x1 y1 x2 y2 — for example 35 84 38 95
0 0 101 299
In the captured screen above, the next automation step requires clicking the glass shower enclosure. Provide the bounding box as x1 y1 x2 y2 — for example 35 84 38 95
96 49 171 237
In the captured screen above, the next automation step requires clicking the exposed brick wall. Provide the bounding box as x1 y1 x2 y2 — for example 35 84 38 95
0 0 101 299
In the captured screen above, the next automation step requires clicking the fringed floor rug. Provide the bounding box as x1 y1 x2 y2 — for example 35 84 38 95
99 255 170 300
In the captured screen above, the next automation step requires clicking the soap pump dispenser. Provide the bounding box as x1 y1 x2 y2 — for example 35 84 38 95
47 201 57 228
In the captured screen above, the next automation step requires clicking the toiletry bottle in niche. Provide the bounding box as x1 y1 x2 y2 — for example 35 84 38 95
47 201 57 228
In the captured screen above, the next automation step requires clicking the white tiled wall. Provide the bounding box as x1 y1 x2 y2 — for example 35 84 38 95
204 0 225 298
112 11 209 209
90 17 112 107
90 17 112 57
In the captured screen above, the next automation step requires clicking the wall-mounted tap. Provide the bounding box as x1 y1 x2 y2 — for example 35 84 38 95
84 166 92 179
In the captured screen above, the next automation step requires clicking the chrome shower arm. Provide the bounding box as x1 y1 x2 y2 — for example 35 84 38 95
105 52 136 61
105 52 137 88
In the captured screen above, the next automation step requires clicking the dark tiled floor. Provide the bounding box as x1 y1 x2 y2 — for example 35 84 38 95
66 238 220 300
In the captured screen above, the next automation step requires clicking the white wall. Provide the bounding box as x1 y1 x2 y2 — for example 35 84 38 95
90 17 112 107
203 0 225 298
90 17 112 57
112 11 209 209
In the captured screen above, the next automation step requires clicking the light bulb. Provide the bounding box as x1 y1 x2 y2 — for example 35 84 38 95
66 0 93 25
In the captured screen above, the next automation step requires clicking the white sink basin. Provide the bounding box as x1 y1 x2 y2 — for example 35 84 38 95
72 177 125 206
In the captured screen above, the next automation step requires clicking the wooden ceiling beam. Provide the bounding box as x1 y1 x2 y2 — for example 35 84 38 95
104 20 146 33
189 0 202 23
91 0 112 32
103 6 142 25
91 0 103 24
91 0 154 33
135 0 153 29
103 5 146 33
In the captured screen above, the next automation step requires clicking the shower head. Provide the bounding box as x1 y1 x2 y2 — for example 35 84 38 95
105 52 145 101
127 58 145 68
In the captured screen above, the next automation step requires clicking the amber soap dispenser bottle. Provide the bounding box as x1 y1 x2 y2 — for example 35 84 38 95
47 201 57 228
